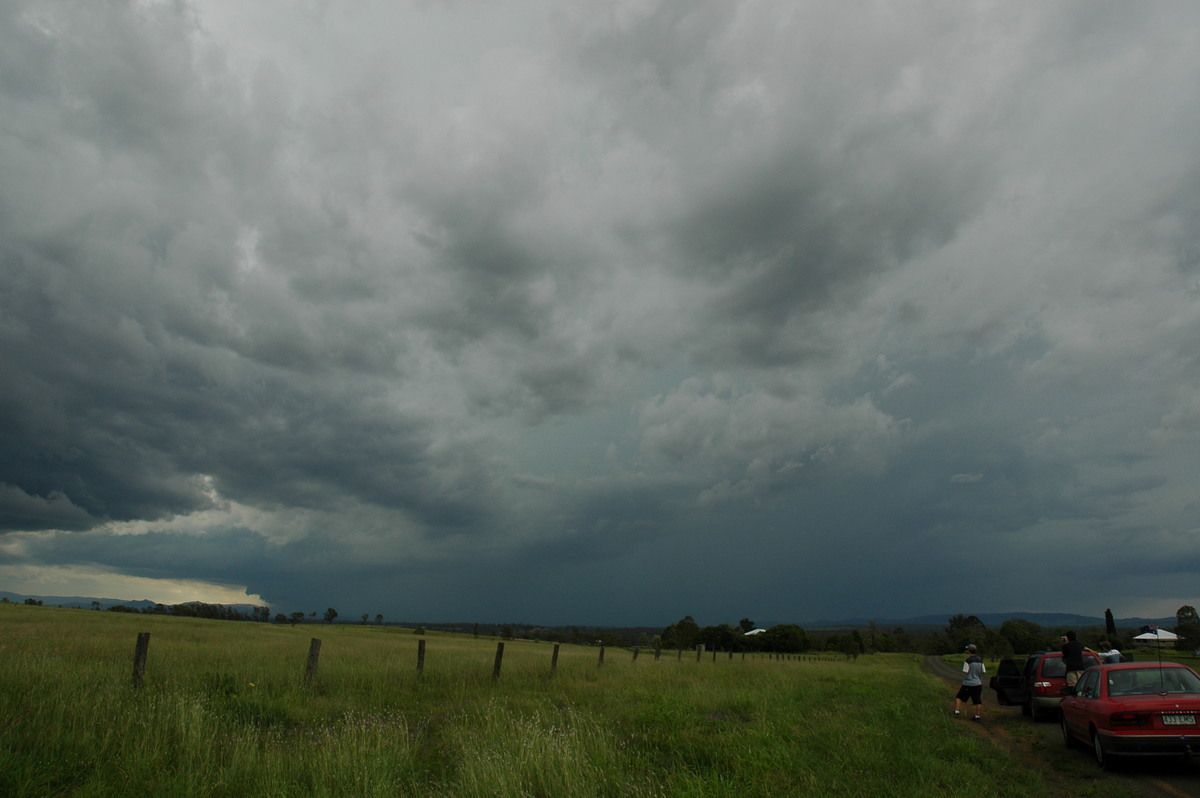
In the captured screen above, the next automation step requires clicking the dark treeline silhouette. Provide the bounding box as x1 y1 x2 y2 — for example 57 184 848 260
106 602 271 623
57 598 1163 656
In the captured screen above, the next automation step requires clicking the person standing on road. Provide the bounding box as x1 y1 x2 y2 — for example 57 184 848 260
1061 631 1093 687
954 644 986 722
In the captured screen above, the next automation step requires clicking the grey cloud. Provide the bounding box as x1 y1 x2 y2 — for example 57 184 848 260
0 486 95 532
4 1 1200 624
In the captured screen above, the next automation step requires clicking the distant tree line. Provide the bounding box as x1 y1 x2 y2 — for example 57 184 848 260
101 602 271 623
650 610 1200 658
657 616 812 654
930 607 1200 657
19 595 1184 657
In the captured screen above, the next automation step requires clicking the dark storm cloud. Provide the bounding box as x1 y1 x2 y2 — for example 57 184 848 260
0 2 499 535
3 0 1200 624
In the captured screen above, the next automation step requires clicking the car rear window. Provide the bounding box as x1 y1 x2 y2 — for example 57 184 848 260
1109 667 1200 696
1042 657 1065 678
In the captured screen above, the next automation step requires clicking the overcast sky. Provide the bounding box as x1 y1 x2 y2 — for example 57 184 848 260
2 1 1199 627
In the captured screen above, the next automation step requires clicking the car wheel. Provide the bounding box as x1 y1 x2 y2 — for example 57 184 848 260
1092 730 1116 770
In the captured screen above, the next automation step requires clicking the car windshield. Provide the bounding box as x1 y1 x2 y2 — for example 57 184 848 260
1107 667 1200 697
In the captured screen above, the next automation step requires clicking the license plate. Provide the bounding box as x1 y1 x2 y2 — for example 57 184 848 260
1163 714 1195 726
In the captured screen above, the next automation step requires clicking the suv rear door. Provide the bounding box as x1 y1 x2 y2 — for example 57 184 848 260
990 657 1029 705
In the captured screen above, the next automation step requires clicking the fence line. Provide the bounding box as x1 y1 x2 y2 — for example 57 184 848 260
127 632 851 687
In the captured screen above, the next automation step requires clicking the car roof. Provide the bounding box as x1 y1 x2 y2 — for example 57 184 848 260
1093 661 1187 669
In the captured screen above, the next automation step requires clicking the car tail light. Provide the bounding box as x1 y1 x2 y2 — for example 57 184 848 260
1033 681 1054 694
1109 711 1150 727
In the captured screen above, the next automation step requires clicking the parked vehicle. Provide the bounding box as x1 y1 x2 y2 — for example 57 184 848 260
1060 662 1200 769
990 651 1101 720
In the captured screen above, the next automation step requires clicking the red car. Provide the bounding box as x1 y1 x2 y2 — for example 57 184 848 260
1060 661 1200 768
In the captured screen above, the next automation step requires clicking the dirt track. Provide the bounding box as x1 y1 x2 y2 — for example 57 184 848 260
923 655 1200 797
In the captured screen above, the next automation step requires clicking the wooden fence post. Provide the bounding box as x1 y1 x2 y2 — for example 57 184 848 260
492 642 504 681
132 632 150 689
711 648 717 663
551 643 560 674
417 638 426 675
598 646 605 666
632 646 640 661
654 645 661 661
305 638 322 686
696 644 704 663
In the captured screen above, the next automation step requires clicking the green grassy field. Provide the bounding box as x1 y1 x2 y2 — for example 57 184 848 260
0 604 1050 797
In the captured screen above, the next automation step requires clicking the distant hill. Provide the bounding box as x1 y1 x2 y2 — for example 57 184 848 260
0 591 261 615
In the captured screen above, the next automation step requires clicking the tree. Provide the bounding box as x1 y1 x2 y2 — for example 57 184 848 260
323 607 338 624
1175 606 1200 644
661 616 701 650
699 624 739 652
361 613 369 625
945 614 986 653
738 618 756 633
999 618 1044 655
865 621 880 653
289 611 305 625
375 614 383 625
761 624 807 653
1104 608 1117 639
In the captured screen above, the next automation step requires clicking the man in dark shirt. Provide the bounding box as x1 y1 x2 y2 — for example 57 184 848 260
1061 630 1089 687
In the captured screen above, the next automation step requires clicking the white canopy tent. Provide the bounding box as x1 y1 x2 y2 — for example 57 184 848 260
1134 628 1181 646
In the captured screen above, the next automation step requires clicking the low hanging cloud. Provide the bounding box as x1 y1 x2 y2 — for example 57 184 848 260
2 1 1200 623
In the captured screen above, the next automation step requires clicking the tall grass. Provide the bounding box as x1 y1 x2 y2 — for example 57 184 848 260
0 604 1047 796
